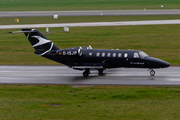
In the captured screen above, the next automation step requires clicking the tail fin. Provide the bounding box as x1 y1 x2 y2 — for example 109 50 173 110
22 29 60 55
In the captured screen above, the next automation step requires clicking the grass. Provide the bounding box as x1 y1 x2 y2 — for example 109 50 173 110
0 0 180 11
0 15 180 65
0 85 180 120
1 15 180 25
1 24 180 65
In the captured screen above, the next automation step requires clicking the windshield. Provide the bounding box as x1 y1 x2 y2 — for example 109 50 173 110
139 51 149 58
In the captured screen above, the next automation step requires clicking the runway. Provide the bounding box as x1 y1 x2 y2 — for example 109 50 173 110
1 10 180 17
0 66 180 85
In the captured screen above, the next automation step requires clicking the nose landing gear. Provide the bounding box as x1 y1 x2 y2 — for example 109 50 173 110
149 69 155 76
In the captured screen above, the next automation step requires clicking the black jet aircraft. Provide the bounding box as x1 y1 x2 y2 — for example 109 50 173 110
10 29 170 77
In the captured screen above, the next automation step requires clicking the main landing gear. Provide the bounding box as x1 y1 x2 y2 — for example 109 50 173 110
98 69 104 74
83 68 90 77
83 69 104 77
149 69 155 76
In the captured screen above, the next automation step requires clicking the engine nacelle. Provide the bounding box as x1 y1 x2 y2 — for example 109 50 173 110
78 49 82 56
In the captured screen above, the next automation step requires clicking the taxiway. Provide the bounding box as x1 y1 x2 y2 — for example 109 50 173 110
1 19 180 29
1 10 180 17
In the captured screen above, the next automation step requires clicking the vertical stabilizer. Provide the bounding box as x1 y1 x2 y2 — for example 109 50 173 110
22 29 60 55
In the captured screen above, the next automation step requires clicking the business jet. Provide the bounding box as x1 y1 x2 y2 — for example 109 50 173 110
10 29 170 77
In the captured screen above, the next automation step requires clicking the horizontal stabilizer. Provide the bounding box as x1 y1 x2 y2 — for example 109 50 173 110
9 30 36 34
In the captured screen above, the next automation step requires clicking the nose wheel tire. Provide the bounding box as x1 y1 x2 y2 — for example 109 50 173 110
83 69 90 77
150 69 155 76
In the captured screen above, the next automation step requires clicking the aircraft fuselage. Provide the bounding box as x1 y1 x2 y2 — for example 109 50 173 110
44 47 170 70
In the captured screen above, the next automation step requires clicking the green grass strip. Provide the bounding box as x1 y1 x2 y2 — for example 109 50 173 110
0 85 180 120
1 0 180 11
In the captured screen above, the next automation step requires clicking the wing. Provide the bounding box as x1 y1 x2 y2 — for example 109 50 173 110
71 66 103 70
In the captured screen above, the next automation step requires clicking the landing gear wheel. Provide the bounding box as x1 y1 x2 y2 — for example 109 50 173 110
83 72 89 77
150 69 155 76
98 69 104 74
83 69 90 77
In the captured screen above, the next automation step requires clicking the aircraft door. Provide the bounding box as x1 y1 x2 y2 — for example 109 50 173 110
123 52 132 67
118 52 130 67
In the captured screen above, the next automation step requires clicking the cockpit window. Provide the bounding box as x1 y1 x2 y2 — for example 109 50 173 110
133 52 139 58
139 51 149 58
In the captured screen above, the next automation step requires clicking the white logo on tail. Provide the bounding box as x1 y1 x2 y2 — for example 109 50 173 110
31 36 51 47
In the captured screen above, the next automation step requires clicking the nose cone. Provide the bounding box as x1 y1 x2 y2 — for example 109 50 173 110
146 57 170 68
161 61 170 68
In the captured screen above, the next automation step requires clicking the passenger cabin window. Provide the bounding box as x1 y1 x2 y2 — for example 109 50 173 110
102 53 105 57
133 52 139 58
96 52 100 57
118 53 121 57
89 52 92 56
113 53 116 57
107 53 111 57
124 53 128 58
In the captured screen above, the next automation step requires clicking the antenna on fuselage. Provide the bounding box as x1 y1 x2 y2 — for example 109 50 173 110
89 45 92 49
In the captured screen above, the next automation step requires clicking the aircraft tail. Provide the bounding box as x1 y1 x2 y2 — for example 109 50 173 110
21 29 60 56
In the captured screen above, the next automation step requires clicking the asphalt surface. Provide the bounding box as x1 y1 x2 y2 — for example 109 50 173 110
2 19 180 29
1 10 180 17
0 66 179 85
